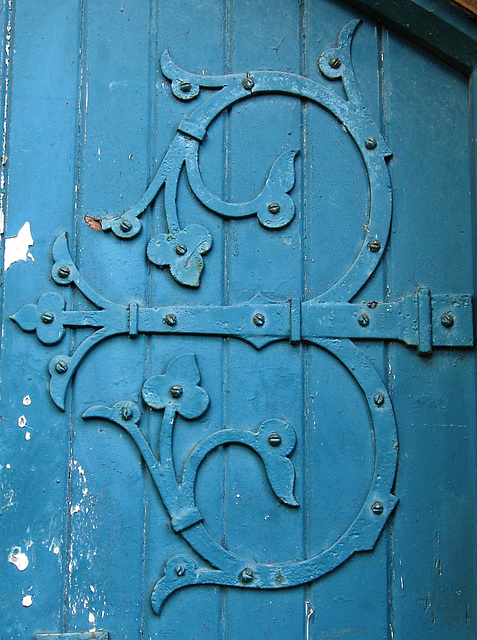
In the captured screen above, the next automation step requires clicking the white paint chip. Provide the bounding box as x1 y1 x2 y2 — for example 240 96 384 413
4 221 34 271
8 547 29 571
25 431 31 441
23 395 31 406
88 612 95 624
6 463 10 469
17 415 27 428
53 546 60 555
22 594 33 607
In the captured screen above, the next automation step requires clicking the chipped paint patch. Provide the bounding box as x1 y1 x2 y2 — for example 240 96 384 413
23 395 31 406
17 415 27 428
4 222 34 270
22 594 33 607
25 431 31 441
8 546 29 571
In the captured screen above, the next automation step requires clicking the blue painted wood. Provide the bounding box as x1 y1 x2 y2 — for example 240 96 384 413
1 1 476 638
0 1 81 637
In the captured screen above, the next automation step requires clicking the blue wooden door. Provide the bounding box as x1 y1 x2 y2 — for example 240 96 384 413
1 1 476 638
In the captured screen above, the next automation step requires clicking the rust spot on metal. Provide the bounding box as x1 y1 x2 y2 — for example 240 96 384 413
84 216 102 231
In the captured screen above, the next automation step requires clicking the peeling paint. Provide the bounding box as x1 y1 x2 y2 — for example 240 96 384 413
22 395 31 406
17 415 27 428
8 546 29 571
4 221 34 270
25 431 31 441
22 594 33 607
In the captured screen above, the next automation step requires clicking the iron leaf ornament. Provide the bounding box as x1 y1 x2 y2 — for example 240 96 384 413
9 19 475 617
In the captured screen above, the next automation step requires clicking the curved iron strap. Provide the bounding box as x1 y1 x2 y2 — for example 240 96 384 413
83 341 397 614
95 20 392 299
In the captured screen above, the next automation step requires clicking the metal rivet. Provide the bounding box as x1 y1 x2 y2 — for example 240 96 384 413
41 311 54 324
239 568 254 584
179 81 192 93
175 243 187 256
373 393 385 407
165 313 177 326
328 56 341 69
268 433 282 447
55 360 68 374
268 202 281 214
170 385 183 399
365 137 377 150
175 565 186 577
121 405 133 421
57 266 71 279
441 312 454 328
253 313 265 327
119 220 133 233
368 239 381 253
371 502 384 515
358 313 369 327
242 75 255 90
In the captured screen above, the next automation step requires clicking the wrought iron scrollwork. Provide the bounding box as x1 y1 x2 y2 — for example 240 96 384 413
82 350 396 613
92 19 392 298
9 19 475 617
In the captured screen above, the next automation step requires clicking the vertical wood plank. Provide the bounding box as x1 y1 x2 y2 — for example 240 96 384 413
225 1 306 637
303 3 390 639
146 0 227 637
0 1 81 636
384 32 476 640
66 0 152 635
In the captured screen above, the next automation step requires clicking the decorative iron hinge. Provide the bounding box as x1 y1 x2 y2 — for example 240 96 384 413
10 17 476 619
11 234 474 410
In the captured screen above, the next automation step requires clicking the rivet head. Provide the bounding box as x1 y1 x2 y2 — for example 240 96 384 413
57 266 71 279
358 313 370 327
371 501 384 515
119 220 133 233
365 137 377 150
441 312 454 328
40 311 55 324
175 565 186 577
121 405 133 421
242 75 255 90
55 360 68 374
268 202 281 214
165 313 177 326
253 313 265 327
368 239 381 253
268 433 282 447
179 81 192 93
328 56 341 69
170 385 183 399
175 243 187 256
239 568 254 584
373 393 385 407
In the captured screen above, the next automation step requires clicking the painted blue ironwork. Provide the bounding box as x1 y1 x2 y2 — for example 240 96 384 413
8 18 475 620
10 233 473 410
94 20 392 300
82 348 395 614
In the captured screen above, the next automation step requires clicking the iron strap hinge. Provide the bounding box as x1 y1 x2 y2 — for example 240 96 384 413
301 288 474 354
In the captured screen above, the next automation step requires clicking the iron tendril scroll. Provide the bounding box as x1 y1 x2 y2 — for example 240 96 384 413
91 19 392 301
10 19 474 615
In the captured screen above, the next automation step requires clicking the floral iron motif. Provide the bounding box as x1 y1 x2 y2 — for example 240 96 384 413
91 19 392 298
82 351 395 614
9 19 475 617
10 233 473 410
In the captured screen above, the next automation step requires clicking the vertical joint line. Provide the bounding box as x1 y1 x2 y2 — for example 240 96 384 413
416 285 432 356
